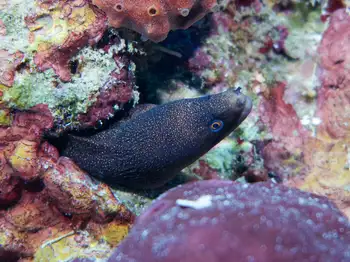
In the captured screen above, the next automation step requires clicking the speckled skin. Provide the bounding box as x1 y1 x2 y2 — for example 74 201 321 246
62 88 252 188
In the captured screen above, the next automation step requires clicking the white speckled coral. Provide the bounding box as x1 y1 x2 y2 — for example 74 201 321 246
107 180 350 262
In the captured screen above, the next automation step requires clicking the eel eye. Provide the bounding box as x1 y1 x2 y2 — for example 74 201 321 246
209 120 224 132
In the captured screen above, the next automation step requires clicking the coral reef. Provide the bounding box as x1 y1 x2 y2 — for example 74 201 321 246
92 0 219 42
1 0 350 260
251 7 350 219
0 0 139 131
284 8 350 218
147 0 320 185
137 0 350 221
0 0 221 257
106 180 350 261
1 104 53 182
0 1 147 260
157 0 350 219
260 83 310 179
28 0 107 82
0 106 134 260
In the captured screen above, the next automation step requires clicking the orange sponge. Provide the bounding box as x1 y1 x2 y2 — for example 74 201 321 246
92 0 218 42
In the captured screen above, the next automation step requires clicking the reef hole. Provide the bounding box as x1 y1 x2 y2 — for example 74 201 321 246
69 59 79 74
114 3 123 12
148 6 159 16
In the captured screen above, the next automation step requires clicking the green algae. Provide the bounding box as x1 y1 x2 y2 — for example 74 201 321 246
4 69 57 109
1 2 139 130
5 47 117 109
0 109 11 125
0 0 36 53
2 46 134 130
203 138 238 179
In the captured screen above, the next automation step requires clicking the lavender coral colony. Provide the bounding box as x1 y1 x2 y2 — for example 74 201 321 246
0 0 350 261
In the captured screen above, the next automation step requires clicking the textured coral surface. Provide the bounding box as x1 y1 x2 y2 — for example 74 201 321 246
286 8 350 218
108 180 350 261
0 0 139 260
0 0 138 131
30 0 107 82
0 106 134 260
1 0 350 261
92 0 218 42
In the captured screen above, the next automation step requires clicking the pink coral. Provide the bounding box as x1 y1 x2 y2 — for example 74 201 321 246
0 105 54 180
317 8 350 139
0 153 21 207
0 19 6 36
105 180 350 262
0 20 24 88
259 83 309 177
0 105 134 259
77 56 135 127
92 0 218 42
28 3 107 82
4 192 65 232
192 160 220 180
257 9 350 218
0 104 53 142
0 105 53 207
260 83 308 145
0 50 24 87
43 157 133 223
283 8 350 219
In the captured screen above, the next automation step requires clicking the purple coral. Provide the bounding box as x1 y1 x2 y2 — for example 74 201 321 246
107 180 350 262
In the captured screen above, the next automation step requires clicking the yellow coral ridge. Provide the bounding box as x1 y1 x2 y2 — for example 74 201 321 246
8 140 37 172
102 222 129 246
29 4 97 52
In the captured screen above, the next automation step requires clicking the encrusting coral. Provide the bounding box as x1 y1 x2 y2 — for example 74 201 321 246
0 105 134 260
0 0 139 131
92 0 219 42
1 0 350 261
27 0 108 82
255 8 350 218
284 8 350 218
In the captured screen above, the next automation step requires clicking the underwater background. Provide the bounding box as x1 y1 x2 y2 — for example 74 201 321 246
0 0 350 261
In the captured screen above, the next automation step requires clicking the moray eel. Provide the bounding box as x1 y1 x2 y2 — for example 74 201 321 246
62 88 252 189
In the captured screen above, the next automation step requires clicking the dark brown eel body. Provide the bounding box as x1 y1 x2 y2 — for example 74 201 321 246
62 88 252 189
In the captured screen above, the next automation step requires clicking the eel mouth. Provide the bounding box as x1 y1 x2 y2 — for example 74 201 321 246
237 95 253 124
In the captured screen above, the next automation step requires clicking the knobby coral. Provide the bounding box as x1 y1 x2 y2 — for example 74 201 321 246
103 180 350 261
0 105 134 260
92 0 218 42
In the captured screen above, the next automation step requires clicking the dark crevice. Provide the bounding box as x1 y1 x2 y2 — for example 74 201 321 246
69 59 79 74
